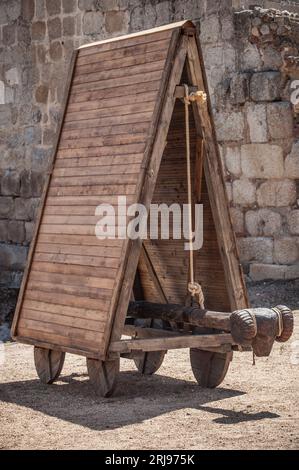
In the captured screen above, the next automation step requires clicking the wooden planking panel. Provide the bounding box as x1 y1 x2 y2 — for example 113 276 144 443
139 79 231 310
13 22 186 357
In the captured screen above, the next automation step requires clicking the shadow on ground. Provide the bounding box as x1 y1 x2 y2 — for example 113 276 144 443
0 370 279 431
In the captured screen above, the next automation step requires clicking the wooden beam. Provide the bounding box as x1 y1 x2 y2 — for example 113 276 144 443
110 333 234 353
174 85 198 98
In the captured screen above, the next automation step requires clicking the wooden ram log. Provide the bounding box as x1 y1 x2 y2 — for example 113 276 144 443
127 301 294 348
127 301 256 345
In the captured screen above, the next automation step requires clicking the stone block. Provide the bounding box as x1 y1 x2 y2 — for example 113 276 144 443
46 0 61 16
0 197 14 218
267 102 294 140
5 67 19 86
32 21 46 41
63 16 75 36
250 72 282 102
238 237 273 263
25 221 35 244
20 171 45 198
214 111 244 142
262 46 283 70
3 24 16 46
224 146 241 176
83 11 104 35
285 264 299 281
4 0 21 21
14 198 40 221
232 179 256 206
62 0 76 13
1 171 20 196
0 220 8 242
226 182 232 203
230 73 250 105
8 221 25 244
257 180 297 207
200 15 220 43
21 0 34 21
35 84 49 104
240 43 263 71
48 17 62 40
246 104 267 143
287 210 299 235
249 263 286 281
17 23 31 46
78 0 95 10
245 209 281 237
221 14 234 41
285 142 299 178
274 238 298 265
105 11 129 35
155 1 171 24
241 144 284 178
0 244 28 270
49 41 63 61
230 207 244 235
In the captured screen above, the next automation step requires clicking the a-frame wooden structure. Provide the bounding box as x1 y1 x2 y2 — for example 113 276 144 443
11 20 249 395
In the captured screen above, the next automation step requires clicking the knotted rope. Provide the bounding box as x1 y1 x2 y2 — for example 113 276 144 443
183 84 207 309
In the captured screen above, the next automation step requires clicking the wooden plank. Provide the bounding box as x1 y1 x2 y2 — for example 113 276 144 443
23 299 105 322
109 333 234 353
29 270 115 290
61 122 150 140
25 289 110 310
18 318 103 343
27 280 112 302
51 174 138 188
35 243 122 260
11 49 79 339
48 184 136 197
69 80 160 104
55 155 144 169
76 40 168 69
22 308 104 332
64 101 155 123
78 27 175 56
31 261 117 279
71 69 164 94
56 142 146 156
73 59 166 86
62 114 152 132
17 328 101 355
37 233 124 246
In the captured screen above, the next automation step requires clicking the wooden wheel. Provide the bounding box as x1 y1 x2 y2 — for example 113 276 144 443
87 357 119 397
190 348 233 388
34 346 65 384
133 319 166 375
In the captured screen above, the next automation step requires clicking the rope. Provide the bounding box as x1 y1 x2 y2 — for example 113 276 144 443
183 84 206 310
271 306 284 338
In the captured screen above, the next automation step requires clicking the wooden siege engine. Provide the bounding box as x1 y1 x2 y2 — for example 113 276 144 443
11 21 294 397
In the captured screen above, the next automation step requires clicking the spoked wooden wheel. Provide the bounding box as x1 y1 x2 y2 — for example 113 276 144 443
190 348 233 388
133 319 166 375
87 357 119 397
34 346 65 384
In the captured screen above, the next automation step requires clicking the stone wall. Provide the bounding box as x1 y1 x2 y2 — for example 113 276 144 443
0 1 298 308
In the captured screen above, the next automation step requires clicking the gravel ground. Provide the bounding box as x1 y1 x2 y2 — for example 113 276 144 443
0 311 298 450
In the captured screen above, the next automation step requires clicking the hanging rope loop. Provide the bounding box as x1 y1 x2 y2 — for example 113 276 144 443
183 84 205 310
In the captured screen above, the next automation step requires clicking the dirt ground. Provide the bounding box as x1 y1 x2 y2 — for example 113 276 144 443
0 311 298 450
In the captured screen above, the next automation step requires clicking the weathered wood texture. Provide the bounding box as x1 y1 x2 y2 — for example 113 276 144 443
13 23 187 358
